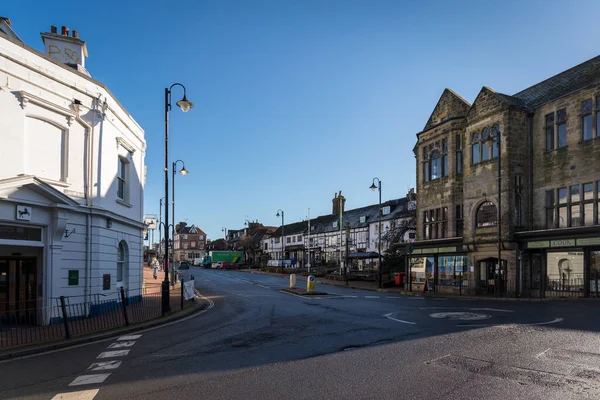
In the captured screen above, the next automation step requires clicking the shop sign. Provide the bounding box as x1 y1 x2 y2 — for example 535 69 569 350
16 205 32 221
550 239 576 248
412 249 423 254
577 237 600 246
437 246 458 253
411 246 458 255
527 241 549 249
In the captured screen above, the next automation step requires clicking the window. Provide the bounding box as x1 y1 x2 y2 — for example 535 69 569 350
546 190 555 228
275 238 280 243
546 251 584 292
382 206 391 215
264 243 268 250
117 158 128 200
286 237 291 244
430 151 441 180
455 205 464 236
558 187 567 228
596 96 600 139
297 235 302 242
557 108 567 148
597 181 600 224
422 142 448 182
545 113 554 151
423 207 447 239
360 216 366 223
455 134 463 175
117 241 127 283
190 241 196 248
442 139 448 178
476 201 497 227
408 232 416 239
333 221 338 228
583 99 593 141
471 125 499 165
570 185 581 227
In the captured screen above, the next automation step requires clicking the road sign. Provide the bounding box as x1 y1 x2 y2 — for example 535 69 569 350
183 280 195 300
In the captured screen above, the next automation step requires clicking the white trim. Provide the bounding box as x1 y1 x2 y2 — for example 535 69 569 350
0 239 44 247
116 137 136 154
19 90 76 126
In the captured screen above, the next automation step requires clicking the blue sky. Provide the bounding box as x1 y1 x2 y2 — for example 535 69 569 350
5 0 600 241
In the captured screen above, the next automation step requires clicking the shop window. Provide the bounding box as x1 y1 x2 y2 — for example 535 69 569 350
591 251 600 297
546 251 584 292
438 256 468 287
409 257 435 283
476 201 497 227
582 99 593 141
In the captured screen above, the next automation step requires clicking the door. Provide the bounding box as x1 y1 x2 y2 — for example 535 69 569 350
0 258 37 324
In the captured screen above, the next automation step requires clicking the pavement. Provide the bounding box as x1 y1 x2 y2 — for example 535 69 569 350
1 267 600 400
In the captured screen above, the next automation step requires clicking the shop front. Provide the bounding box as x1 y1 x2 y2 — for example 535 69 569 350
408 245 468 294
520 236 600 298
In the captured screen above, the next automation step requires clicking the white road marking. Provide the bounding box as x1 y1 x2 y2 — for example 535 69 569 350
408 297 425 299
51 389 99 399
383 312 417 325
257 284 270 289
470 308 514 313
118 334 141 341
527 318 564 326
457 317 564 328
536 348 551 359
97 350 130 359
107 341 135 349
69 374 111 386
386 296 403 299
365 296 380 299
88 361 122 371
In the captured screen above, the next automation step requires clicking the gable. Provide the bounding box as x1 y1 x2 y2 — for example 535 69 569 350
466 87 510 120
0 176 80 207
423 89 471 131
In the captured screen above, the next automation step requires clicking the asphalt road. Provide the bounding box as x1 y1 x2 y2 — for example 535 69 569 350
2 267 600 400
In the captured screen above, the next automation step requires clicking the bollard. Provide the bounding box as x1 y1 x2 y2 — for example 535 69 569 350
289 274 296 288
307 275 315 292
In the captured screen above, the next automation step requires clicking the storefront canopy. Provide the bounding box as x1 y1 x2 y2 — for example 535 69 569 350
347 251 380 259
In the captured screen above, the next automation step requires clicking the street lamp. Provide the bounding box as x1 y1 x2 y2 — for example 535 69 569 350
370 177 383 288
162 83 194 315
276 209 284 274
489 126 502 296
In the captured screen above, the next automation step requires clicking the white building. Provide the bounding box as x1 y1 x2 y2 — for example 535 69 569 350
0 21 146 322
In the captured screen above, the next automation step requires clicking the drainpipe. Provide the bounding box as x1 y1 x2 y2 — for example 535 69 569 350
528 113 534 229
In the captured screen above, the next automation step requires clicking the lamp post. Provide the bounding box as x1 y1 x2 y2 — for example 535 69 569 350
370 178 383 288
276 209 284 274
171 159 187 284
489 126 502 297
162 83 194 315
159 197 165 259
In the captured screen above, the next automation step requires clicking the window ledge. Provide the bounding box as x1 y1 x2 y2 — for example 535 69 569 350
116 199 133 208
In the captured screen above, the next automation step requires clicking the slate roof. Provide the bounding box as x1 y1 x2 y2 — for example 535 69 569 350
269 197 414 238
513 55 600 108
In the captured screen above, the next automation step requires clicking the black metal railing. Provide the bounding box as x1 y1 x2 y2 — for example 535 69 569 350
0 283 195 350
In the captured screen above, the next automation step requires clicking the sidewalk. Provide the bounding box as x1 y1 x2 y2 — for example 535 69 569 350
237 269 552 302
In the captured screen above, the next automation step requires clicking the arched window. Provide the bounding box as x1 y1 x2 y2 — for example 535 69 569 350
117 241 128 283
430 151 441 180
476 201 498 227
471 124 500 165
422 140 449 183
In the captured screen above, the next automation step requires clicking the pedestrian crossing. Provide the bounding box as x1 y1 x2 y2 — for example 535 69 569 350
51 334 142 399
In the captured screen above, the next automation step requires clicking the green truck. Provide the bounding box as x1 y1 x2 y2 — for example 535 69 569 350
202 251 244 268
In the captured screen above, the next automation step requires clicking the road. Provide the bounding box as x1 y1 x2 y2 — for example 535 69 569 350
2 267 600 400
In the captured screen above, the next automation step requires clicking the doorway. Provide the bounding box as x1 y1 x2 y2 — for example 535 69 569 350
0 258 37 324
478 258 505 295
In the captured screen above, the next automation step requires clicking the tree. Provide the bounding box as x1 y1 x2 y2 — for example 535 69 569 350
382 215 416 272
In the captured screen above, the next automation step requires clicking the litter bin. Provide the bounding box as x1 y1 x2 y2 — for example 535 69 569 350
398 272 404 285
394 272 401 286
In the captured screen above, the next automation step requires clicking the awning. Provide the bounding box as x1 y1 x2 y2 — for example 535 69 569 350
347 251 380 259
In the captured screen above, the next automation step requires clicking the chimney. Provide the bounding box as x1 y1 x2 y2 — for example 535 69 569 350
41 25 89 75
332 191 346 215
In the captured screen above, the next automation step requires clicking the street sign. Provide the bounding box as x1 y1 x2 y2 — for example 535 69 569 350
183 280 195 300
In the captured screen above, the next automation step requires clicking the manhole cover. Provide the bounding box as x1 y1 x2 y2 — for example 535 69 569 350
430 312 491 321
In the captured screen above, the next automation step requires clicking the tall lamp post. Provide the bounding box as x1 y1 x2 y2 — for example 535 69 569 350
222 227 227 247
489 126 502 297
159 197 165 259
370 177 383 288
276 209 285 274
162 83 194 315
171 159 187 283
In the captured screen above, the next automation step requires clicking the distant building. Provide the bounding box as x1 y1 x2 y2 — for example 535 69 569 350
411 55 600 297
0 21 146 321
173 222 207 263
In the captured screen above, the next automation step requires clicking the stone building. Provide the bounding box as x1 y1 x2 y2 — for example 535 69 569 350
411 55 600 297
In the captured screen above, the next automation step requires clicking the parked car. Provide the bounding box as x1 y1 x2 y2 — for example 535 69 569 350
212 262 222 269
222 262 240 270
179 261 190 270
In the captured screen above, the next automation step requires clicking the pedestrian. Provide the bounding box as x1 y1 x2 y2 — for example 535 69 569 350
153 264 158 280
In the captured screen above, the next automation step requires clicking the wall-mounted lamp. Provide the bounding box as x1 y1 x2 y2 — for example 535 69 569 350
71 99 82 113
106 218 113 228
64 228 76 238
